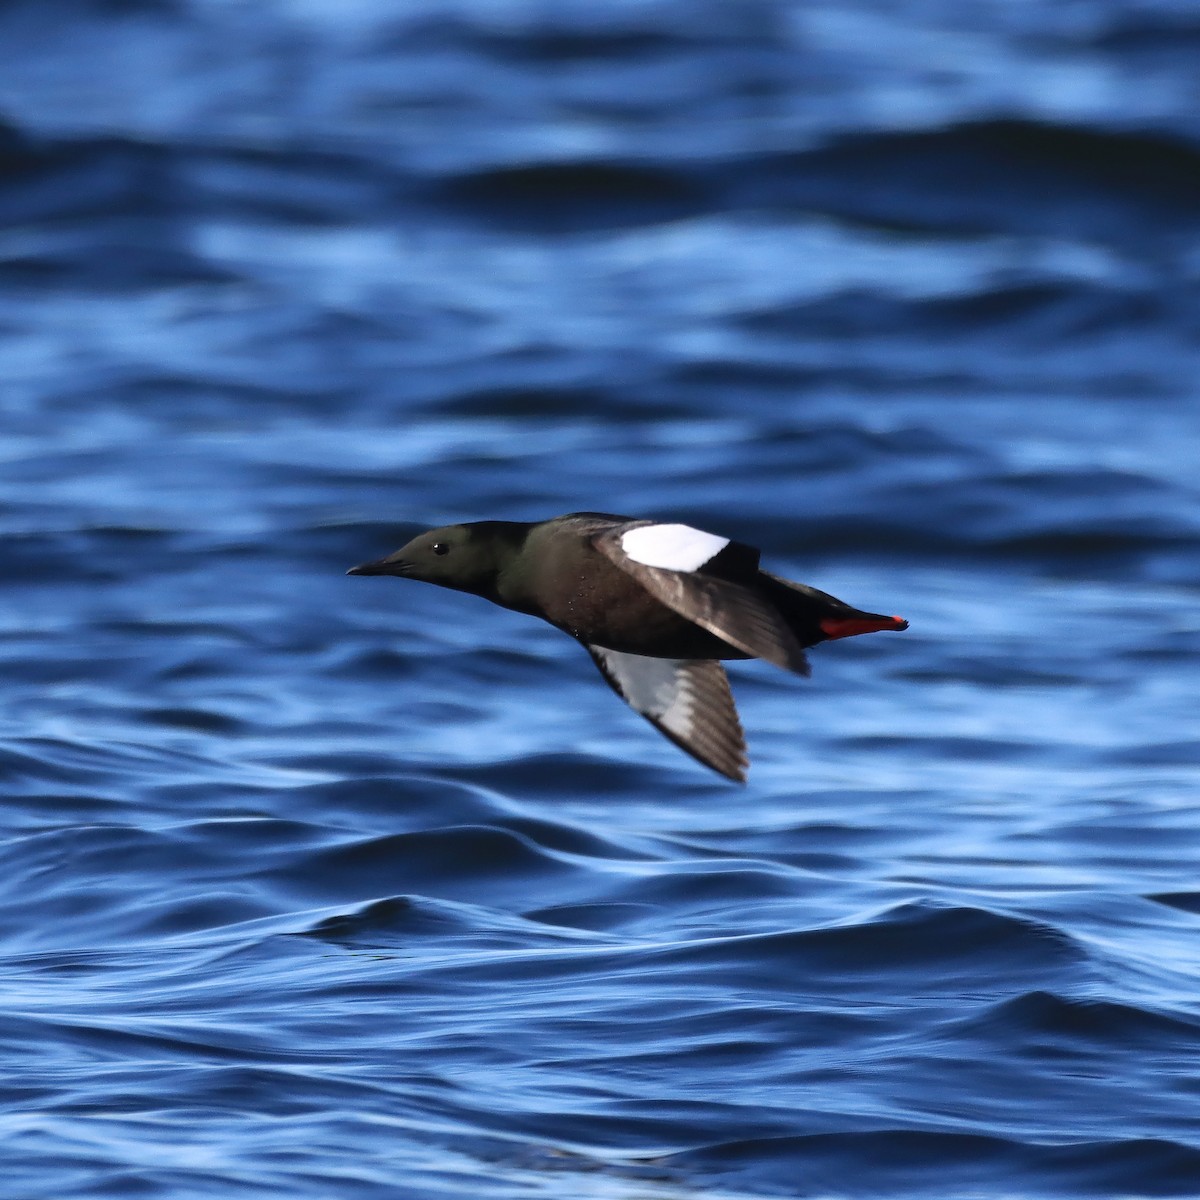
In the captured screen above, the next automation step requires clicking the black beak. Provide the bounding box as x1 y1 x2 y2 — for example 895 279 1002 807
347 557 410 577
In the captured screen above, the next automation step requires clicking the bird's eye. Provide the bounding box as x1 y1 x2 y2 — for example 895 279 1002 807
432 542 449 556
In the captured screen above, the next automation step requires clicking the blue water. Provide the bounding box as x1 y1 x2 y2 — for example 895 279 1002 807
3 1 1200 1196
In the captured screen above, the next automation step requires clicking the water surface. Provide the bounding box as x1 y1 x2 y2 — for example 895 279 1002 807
2 1 1200 1196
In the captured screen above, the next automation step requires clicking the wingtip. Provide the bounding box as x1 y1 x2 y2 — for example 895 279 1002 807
718 743 751 785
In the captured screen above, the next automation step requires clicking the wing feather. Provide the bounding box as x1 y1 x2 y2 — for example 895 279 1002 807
586 646 748 782
593 524 810 676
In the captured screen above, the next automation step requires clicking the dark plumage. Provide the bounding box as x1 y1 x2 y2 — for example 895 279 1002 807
348 512 907 782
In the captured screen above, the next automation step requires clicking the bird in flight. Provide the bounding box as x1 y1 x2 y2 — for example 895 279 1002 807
349 513 907 782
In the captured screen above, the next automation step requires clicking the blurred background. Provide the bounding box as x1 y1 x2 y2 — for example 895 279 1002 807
3 1 1200 1198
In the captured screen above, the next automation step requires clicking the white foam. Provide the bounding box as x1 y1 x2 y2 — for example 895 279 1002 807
620 523 729 571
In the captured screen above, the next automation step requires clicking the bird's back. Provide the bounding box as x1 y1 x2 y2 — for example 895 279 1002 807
506 515 751 659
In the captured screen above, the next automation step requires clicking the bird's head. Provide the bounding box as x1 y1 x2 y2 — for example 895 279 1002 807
348 522 513 597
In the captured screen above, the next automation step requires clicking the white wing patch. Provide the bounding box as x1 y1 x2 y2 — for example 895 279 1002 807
602 651 690 726
619 523 730 572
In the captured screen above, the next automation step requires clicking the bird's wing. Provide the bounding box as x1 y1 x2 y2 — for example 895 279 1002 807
592 521 810 676
586 646 749 782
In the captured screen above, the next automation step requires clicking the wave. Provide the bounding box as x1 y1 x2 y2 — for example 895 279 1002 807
679 1130 1200 1197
